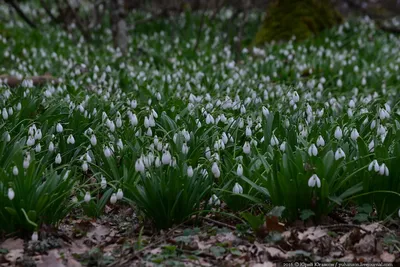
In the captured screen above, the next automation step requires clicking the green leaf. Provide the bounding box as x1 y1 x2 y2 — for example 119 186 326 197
300 209 315 221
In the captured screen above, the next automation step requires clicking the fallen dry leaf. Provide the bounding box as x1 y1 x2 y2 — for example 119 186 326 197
0 238 24 250
37 250 65 267
380 251 395 262
4 249 24 264
298 226 327 241
354 234 376 255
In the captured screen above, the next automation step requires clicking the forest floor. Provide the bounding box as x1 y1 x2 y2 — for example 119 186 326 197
1 205 399 266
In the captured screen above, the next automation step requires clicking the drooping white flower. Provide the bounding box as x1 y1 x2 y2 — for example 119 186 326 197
27 136 35 146
350 129 359 141
279 141 286 152
368 160 380 172
208 194 221 206
245 126 252 137
116 189 124 200
35 143 41 153
67 134 75 144
182 143 189 155
316 135 325 147
13 166 18 176
8 188 15 200
237 164 243 177
84 192 91 203
232 183 243 194
162 150 172 165
110 193 117 204
2 108 8 120
31 232 38 242
56 123 63 133
55 153 62 164
211 162 220 178
334 148 346 160
379 163 389 176
308 174 321 188
48 141 55 152
270 134 279 146
187 166 194 177
379 108 390 120
368 140 374 152
205 147 211 159
135 158 145 172
90 134 97 146
104 146 112 158
308 144 318 157
82 161 88 172
334 126 343 140
243 141 251 154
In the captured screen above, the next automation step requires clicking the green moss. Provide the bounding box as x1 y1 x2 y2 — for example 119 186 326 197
253 0 343 45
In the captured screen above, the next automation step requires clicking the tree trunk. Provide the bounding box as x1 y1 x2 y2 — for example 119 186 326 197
110 0 128 54
254 0 343 45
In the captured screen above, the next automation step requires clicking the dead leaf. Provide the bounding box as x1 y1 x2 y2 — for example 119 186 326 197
354 235 376 255
380 251 395 262
298 227 327 241
265 216 285 233
0 238 24 250
66 258 82 267
4 249 23 264
37 250 65 267
264 246 287 260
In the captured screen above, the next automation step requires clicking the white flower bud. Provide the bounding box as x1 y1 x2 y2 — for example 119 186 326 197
350 129 359 141
316 135 325 147
104 146 112 158
162 150 172 165
208 194 220 206
56 123 63 133
110 193 117 204
13 166 19 176
211 162 220 178
116 189 123 200
55 153 62 164
135 158 145 172
243 141 251 154
334 126 343 140
82 161 88 172
334 148 346 160
308 144 318 157
237 164 243 177
84 192 91 203
67 134 75 144
232 183 243 194
187 166 194 177
308 174 321 188
8 188 15 200
90 135 97 146
48 141 55 152
31 232 38 242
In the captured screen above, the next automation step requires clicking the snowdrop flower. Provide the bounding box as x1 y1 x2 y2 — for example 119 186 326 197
221 132 228 144
4 131 10 142
262 106 269 117
56 123 63 133
208 194 221 206
245 126 252 137
368 160 380 172
270 134 279 146
316 135 325 147
82 161 88 172
34 129 42 140
48 141 55 152
103 146 112 158
84 192 91 203
211 162 220 178
67 134 75 144
237 164 243 177
155 157 161 167
336 79 343 88
334 148 346 160
243 141 251 154
8 188 15 200
187 166 194 177
379 163 389 176
27 136 35 146
116 189 124 200
349 100 356 108
110 193 117 204
350 129 359 141
23 155 30 169
232 183 243 194
370 120 376 130
334 126 343 140
368 140 374 152
308 144 318 157
280 141 286 152
308 174 321 188
379 108 390 120
135 158 145 173
162 150 172 165
35 143 41 153
182 143 189 154
31 232 38 242
13 166 18 176
205 147 211 159
2 108 8 120
90 134 97 146
55 153 62 164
